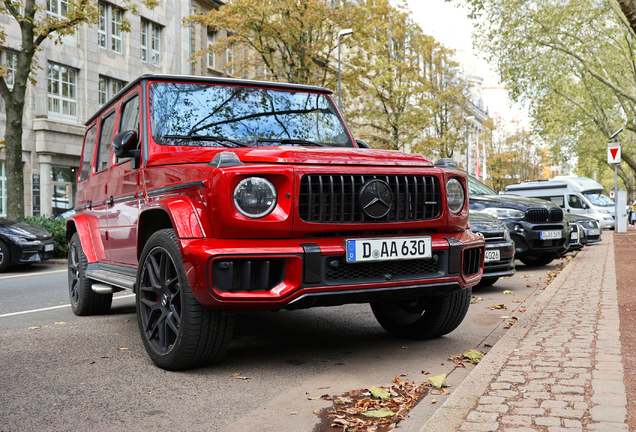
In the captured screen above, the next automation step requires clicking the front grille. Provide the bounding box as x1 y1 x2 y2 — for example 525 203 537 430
525 208 563 223
299 174 441 223
325 256 440 282
482 231 505 241
463 248 482 276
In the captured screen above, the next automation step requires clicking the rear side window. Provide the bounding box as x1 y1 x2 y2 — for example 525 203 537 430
79 125 97 181
95 111 116 173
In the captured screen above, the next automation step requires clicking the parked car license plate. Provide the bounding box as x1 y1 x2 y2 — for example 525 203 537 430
540 230 562 240
588 228 600 236
484 249 500 262
346 236 432 263
44 244 54 252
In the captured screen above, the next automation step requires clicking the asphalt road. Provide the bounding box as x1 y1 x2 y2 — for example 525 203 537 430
0 255 576 431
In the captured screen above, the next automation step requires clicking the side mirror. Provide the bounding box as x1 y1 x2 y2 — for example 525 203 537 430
582 203 588 209
113 130 141 169
356 139 371 149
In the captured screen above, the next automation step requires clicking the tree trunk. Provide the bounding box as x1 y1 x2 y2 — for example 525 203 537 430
5 92 26 220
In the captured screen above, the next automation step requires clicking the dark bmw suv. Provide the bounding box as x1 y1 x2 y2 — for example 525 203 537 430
467 176 570 267
468 211 515 286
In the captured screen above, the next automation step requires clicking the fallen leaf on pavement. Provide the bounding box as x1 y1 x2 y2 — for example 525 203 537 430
230 373 241 377
503 290 514 294
518 307 527 313
488 304 506 310
362 408 395 418
463 349 485 364
54 322 66 325
28 326 40 330
428 374 448 389
430 399 437 404
117 347 129 350
421 370 430 375
370 385 391 400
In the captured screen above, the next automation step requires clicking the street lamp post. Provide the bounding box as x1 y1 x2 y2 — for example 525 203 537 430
337 28 354 110
464 116 475 175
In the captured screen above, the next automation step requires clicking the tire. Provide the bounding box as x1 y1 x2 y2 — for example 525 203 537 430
136 229 235 371
519 253 558 267
0 239 10 272
370 288 472 340
68 233 113 315
477 276 499 287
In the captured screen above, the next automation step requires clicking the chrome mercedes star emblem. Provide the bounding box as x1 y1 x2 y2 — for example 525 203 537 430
359 179 393 218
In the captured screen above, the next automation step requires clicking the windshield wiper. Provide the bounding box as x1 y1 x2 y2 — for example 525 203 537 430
253 138 329 147
163 134 248 147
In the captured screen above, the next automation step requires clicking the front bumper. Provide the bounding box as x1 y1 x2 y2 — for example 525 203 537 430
483 239 515 278
10 240 55 265
179 231 485 310
503 220 569 258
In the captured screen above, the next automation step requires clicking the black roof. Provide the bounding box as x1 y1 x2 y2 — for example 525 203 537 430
85 74 334 126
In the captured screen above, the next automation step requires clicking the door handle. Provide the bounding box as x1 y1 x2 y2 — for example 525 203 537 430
107 196 114 206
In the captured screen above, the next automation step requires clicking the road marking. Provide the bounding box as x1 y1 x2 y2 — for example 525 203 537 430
0 269 67 280
0 294 136 318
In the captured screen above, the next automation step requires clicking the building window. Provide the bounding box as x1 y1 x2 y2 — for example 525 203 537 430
226 46 233 75
207 32 216 69
111 7 122 53
47 62 77 121
98 3 107 48
98 75 126 105
51 166 77 216
98 2 123 53
141 19 161 67
47 0 69 19
2 50 17 90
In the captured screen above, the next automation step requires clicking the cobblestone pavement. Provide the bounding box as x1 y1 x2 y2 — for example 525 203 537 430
422 233 627 432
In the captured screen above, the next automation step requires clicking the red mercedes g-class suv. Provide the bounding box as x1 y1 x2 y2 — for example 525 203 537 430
67 74 484 370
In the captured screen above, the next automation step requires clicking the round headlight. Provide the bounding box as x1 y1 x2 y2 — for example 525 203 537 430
233 177 278 218
446 178 465 214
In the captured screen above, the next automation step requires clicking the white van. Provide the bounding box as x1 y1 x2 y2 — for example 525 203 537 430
503 176 615 229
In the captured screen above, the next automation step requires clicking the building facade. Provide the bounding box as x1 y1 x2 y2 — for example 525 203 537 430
0 0 228 217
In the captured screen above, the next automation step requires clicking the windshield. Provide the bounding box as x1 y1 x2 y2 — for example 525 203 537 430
149 82 353 147
467 176 497 196
583 192 614 207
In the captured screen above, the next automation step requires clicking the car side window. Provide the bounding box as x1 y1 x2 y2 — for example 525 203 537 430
568 194 583 209
79 125 97 181
95 111 116 173
116 94 140 165
119 94 140 135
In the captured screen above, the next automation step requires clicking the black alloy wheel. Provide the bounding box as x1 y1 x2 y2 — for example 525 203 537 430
136 229 235 370
68 233 112 315
137 243 182 357
0 239 10 272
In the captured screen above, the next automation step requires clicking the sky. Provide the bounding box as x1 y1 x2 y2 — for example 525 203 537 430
405 0 530 128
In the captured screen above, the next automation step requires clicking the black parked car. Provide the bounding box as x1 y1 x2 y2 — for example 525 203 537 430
0 219 55 272
466 176 570 267
469 211 516 286
566 214 602 245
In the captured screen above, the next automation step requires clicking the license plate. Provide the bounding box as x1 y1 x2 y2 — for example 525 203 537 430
540 230 562 240
44 244 54 252
571 231 578 240
346 236 432 263
588 228 600 236
484 249 500 263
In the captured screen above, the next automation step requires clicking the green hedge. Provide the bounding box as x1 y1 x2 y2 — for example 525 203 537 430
21 215 68 258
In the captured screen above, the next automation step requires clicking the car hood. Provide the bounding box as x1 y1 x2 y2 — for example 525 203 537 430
148 147 435 167
469 211 506 233
0 220 52 240
469 194 559 211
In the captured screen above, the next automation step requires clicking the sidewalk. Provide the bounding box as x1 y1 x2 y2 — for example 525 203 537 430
421 232 628 432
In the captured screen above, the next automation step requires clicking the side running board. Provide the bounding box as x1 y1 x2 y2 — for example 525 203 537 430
86 267 136 292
